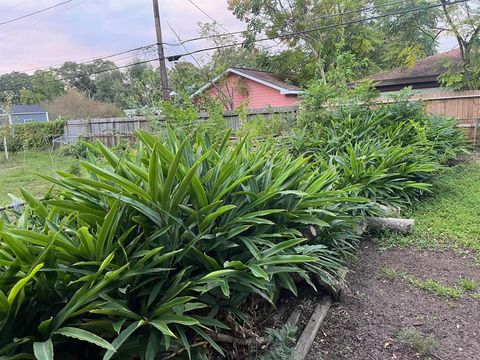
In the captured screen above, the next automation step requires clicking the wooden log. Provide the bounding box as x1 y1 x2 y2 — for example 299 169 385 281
294 296 332 360
366 217 414 234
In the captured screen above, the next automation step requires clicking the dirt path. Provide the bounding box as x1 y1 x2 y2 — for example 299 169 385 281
307 242 480 360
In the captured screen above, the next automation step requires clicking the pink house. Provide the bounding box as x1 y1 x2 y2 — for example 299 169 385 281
191 67 303 110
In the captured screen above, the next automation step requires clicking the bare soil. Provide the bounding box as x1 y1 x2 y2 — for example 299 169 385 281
307 241 480 360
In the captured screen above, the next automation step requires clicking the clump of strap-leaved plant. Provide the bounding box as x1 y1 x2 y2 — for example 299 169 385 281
287 85 467 214
0 129 361 359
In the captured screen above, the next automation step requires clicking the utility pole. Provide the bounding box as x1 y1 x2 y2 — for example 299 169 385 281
152 0 170 100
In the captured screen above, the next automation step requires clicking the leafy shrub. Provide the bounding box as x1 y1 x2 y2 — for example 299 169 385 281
288 85 466 212
0 119 65 152
58 140 90 159
0 130 359 358
237 113 293 140
43 90 123 120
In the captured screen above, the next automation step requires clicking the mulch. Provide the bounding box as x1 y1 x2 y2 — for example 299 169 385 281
307 241 480 360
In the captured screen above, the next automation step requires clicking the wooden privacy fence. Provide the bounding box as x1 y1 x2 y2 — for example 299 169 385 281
198 106 299 130
58 107 299 146
57 93 480 146
55 116 150 147
379 90 480 143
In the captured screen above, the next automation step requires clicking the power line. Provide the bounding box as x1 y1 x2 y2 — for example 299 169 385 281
162 0 414 47
0 0 466 93
186 0 230 34
0 58 159 93
0 0 75 26
16 43 157 74
0 0 88 40
164 0 468 61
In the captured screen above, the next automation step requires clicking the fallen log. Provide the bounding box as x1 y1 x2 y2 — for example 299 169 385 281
366 217 414 234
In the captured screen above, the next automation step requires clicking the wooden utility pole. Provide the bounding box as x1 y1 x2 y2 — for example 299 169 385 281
152 0 170 100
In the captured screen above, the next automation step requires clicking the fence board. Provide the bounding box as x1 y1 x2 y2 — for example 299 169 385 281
61 94 480 146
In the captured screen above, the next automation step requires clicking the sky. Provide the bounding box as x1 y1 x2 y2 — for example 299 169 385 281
0 0 246 74
0 0 457 75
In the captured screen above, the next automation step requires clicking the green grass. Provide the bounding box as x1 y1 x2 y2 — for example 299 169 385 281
381 267 463 300
378 158 480 253
458 277 478 291
0 150 78 206
397 327 436 359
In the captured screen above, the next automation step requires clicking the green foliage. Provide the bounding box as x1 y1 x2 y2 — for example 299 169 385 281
382 267 463 300
397 327 436 359
0 130 360 358
20 71 65 104
58 140 91 159
0 151 79 206
289 85 466 213
259 324 298 360
458 277 477 291
381 161 480 254
0 119 65 153
237 113 293 140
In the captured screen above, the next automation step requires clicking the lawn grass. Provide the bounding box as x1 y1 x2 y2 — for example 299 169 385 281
378 156 480 254
381 267 464 300
0 150 77 206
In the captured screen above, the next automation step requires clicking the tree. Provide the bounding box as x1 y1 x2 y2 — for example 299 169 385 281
374 0 441 69
122 61 162 109
0 72 31 105
19 70 65 104
228 0 375 79
437 0 480 89
94 69 127 106
168 61 205 96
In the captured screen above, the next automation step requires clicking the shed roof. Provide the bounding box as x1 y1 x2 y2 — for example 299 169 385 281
365 48 463 89
191 67 303 97
10 104 47 114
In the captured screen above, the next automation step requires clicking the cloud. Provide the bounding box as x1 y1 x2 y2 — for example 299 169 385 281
0 0 245 74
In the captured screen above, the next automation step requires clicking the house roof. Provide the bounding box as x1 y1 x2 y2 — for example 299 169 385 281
191 67 303 98
365 48 463 89
10 104 47 114
0 105 47 114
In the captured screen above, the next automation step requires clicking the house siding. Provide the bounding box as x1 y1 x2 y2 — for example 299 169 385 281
10 113 48 124
207 74 299 110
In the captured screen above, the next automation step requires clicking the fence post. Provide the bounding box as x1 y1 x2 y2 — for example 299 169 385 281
475 119 478 146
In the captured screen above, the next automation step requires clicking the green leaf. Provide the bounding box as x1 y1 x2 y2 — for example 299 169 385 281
33 339 53 360
54 327 115 351
8 263 44 305
150 320 176 338
103 321 145 360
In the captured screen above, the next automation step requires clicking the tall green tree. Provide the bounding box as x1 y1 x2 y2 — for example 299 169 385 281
0 72 31 105
438 0 480 89
374 0 441 69
228 0 377 79
19 70 65 104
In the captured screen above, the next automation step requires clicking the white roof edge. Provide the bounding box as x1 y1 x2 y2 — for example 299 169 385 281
190 67 303 98
190 73 225 98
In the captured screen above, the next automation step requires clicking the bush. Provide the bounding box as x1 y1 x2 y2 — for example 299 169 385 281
58 140 90 159
43 90 123 120
0 119 65 152
0 130 360 358
287 85 466 212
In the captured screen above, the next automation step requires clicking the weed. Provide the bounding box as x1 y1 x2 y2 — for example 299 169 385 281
259 324 298 360
381 268 463 300
458 277 478 291
408 278 463 300
397 327 436 358
381 267 407 280
471 293 480 301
